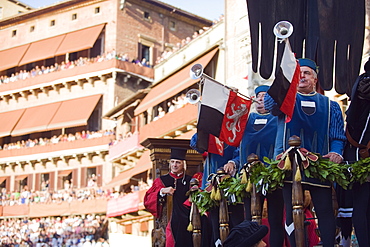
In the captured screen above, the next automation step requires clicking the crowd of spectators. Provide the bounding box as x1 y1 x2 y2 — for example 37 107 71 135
154 14 224 65
0 130 115 151
152 93 187 121
0 215 109 247
0 50 150 86
0 177 151 207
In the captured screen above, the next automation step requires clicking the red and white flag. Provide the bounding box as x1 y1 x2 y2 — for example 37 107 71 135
207 134 224 156
268 41 300 122
196 78 252 152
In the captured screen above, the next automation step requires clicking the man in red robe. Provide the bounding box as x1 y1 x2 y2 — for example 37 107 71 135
144 147 193 247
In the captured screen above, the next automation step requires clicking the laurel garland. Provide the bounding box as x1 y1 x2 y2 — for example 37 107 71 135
348 157 370 185
190 155 366 214
303 155 350 189
249 158 286 193
190 190 217 215
218 176 248 204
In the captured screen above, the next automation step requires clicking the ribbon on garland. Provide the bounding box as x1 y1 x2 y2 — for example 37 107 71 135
277 147 319 171
205 168 230 201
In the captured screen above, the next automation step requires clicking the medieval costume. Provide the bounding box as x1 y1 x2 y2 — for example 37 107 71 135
190 133 242 247
345 59 370 247
240 85 284 247
144 148 193 247
265 59 346 247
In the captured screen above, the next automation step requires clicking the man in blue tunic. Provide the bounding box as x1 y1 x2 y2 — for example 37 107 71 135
264 58 346 247
240 85 284 247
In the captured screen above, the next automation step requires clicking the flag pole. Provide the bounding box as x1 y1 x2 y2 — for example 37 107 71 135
200 73 257 103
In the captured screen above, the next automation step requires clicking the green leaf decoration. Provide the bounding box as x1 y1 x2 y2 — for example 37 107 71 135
190 156 370 214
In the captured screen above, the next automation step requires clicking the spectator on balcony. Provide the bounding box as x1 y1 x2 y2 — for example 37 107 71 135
67 133 76 142
140 58 150 68
87 175 97 188
65 60 72 69
38 137 46 146
192 31 199 39
106 49 116 60
51 135 60 144
167 101 176 113
81 130 88 139
20 186 31 204
175 93 187 108
54 62 60 72
131 57 141 65
9 73 16 83
153 107 165 121
180 38 187 48
69 61 76 69
64 180 71 190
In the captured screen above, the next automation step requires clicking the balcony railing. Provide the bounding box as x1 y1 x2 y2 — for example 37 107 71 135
0 189 147 218
0 135 114 160
108 132 143 162
0 60 154 94
139 103 198 143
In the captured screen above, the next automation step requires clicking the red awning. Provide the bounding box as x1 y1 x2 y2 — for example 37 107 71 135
47 94 101 130
11 102 62 136
0 177 7 185
134 48 218 115
55 24 105 56
18 34 66 66
0 109 25 137
104 150 152 188
58 170 72 177
10 95 101 136
0 44 30 71
15 174 28 181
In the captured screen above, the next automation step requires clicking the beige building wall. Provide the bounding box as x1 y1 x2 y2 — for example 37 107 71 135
0 0 32 20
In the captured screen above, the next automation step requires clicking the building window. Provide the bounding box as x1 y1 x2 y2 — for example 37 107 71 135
95 7 100 14
144 11 150 20
12 30 17 37
138 34 155 66
72 13 77 20
169 21 176 31
139 43 150 63
50 20 55 26
30 26 35 32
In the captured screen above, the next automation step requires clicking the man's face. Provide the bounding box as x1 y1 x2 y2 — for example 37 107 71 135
255 91 268 114
298 66 317 94
169 159 184 174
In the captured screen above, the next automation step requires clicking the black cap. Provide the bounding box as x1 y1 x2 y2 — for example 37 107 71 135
170 147 187 160
364 57 370 73
223 220 268 247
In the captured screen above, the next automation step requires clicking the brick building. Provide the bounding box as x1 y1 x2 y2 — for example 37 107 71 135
0 0 211 238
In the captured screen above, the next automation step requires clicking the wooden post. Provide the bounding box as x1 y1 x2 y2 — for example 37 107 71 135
215 168 229 244
189 178 202 247
219 189 229 243
289 135 305 247
166 195 173 223
248 153 262 225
